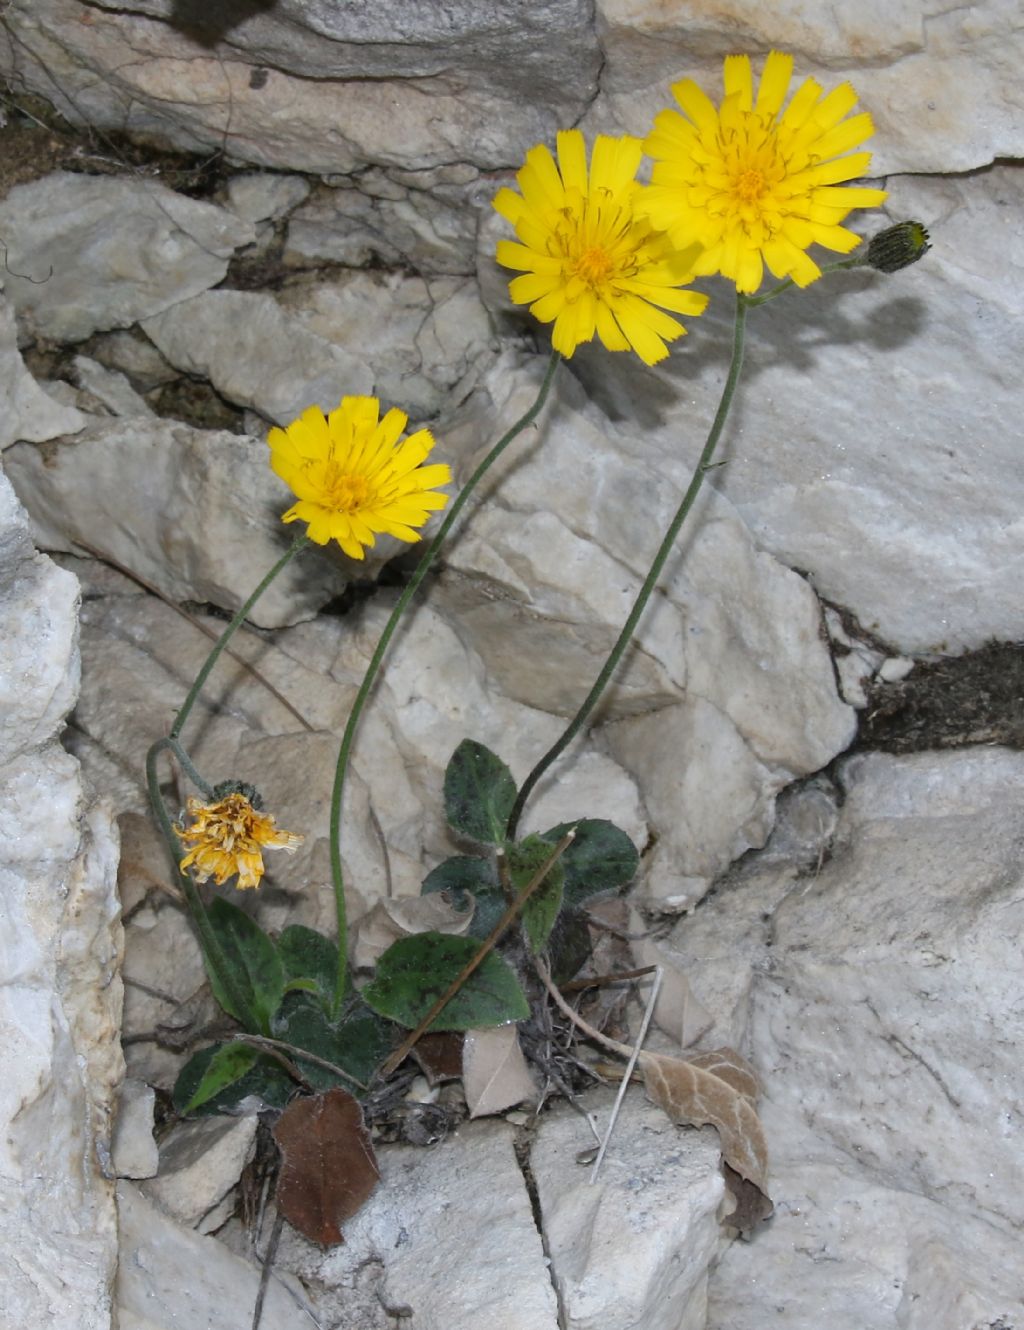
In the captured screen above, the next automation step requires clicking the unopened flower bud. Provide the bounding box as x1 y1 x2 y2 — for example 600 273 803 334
865 222 931 273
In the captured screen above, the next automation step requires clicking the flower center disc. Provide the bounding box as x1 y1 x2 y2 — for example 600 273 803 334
735 167 766 203
575 245 613 288
327 471 373 512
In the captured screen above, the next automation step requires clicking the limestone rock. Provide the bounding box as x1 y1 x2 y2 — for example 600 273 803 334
0 171 254 342
275 270 493 418
3 418 356 628
142 289 375 425
0 0 592 174
224 172 311 223
589 0 1024 174
0 469 123 1330
666 747 1024 1325
0 296 86 449
142 1114 258 1232
117 1182 311 1330
267 1120 561 1329
112 1078 159 1180
532 1092 724 1330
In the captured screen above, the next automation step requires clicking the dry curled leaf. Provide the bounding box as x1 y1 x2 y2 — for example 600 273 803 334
462 1025 537 1119
639 1047 773 1229
352 892 475 970
272 1088 379 1245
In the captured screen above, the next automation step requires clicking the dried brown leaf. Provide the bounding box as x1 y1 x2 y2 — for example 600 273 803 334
412 1031 465 1085
462 1025 537 1119
640 1047 772 1229
272 1089 379 1246
352 892 475 970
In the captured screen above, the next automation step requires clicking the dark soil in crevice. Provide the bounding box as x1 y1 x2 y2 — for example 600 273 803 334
857 641 1024 753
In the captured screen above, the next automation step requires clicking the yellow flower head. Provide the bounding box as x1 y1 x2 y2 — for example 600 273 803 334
268 396 452 560
641 51 889 294
494 129 709 366
178 792 303 891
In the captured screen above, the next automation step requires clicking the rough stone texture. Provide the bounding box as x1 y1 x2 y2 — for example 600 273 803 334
3 418 359 628
112 1077 159 1180
0 469 123 1329
532 1092 724 1330
276 271 494 418
0 0 594 174
665 747 1024 1328
141 1114 258 1232
142 289 375 426
263 1120 561 1330
0 172 254 342
284 169 483 276
0 295 86 449
117 1182 312 1330
590 0 1024 175
224 171 311 223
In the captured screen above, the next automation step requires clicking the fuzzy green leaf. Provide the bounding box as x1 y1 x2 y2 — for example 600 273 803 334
543 818 639 907
172 1042 294 1116
273 994 395 1092
277 925 339 1007
180 1043 259 1114
362 932 529 1031
206 897 285 1034
444 740 517 845
509 835 564 954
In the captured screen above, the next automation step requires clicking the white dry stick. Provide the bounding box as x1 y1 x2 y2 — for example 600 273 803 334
590 966 663 1183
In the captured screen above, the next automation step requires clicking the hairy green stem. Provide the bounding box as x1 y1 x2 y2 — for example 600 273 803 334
145 739 262 1032
506 293 749 839
329 351 561 1017
170 534 308 741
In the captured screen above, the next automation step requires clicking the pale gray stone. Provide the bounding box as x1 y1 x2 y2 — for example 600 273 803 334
3 418 355 628
0 472 81 764
270 1120 561 1330
667 747 1024 1325
71 354 157 419
142 289 375 425
0 0 585 174
285 170 481 276
0 295 86 449
89 330 179 392
0 171 254 342
117 1182 312 1330
113 1078 159 1180
225 171 311 223
0 473 123 1330
142 1114 258 1230
589 0 1023 174
276 270 493 418
532 1092 723 1330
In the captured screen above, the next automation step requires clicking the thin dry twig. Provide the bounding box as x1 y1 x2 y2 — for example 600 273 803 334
590 966 662 1182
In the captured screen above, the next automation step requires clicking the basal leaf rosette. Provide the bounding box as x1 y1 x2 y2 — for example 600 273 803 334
641 51 889 294
269 395 452 559
494 129 709 366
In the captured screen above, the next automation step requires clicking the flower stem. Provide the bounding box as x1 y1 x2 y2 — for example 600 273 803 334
505 293 749 840
145 738 261 1032
170 534 308 741
329 351 561 1018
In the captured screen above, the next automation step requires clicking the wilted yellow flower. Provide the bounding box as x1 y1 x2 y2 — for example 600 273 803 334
268 396 451 559
178 792 303 891
494 129 709 365
641 51 888 294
